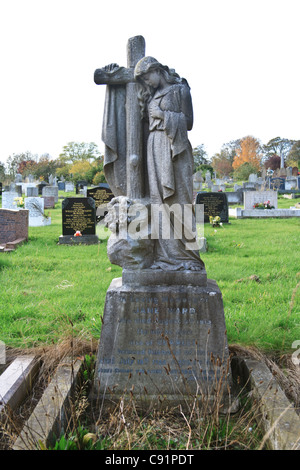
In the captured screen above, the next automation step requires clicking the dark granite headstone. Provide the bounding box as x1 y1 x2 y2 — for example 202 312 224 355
58 181 65 191
195 192 229 223
59 197 98 244
0 182 2 194
87 184 114 222
37 182 48 195
269 177 285 190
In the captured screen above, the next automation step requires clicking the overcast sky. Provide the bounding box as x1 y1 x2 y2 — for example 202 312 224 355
1 0 299 165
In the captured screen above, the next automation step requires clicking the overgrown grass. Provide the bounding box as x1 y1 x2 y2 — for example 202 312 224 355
0 194 299 356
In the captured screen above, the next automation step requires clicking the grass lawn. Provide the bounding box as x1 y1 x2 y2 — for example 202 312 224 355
0 193 299 356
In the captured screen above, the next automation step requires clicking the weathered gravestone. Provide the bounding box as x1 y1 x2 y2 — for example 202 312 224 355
195 192 229 223
87 184 114 222
65 182 74 192
26 187 38 197
42 185 58 203
25 197 51 227
92 36 235 412
58 197 99 244
1 191 19 210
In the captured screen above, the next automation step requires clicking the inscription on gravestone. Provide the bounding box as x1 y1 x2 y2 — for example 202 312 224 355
59 197 99 245
62 197 96 235
195 192 229 223
87 184 114 222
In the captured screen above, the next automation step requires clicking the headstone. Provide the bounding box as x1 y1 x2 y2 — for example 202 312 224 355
0 209 28 244
1 191 19 210
195 192 229 223
65 182 74 192
193 171 203 192
205 171 211 183
15 174 22 183
248 173 257 183
269 178 285 191
285 178 297 190
243 190 277 210
87 184 114 222
58 181 65 191
58 197 99 244
0 182 2 194
93 36 235 412
25 197 51 227
42 185 58 203
42 196 55 209
26 186 38 197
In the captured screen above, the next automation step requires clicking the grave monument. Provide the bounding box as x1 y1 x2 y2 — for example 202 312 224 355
58 197 99 245
93 36 235 411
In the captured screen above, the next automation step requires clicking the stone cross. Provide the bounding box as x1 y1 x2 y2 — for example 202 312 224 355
94 36 145 199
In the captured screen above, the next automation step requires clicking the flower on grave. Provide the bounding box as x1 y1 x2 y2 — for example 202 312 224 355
209 215 222 227
74 230 82 237
13 197 25 208
253 200 275 209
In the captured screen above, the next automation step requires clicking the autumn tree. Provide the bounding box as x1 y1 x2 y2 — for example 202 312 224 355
232 136 262 172
263 155 281 171
6 151 37 179
211 149 233 177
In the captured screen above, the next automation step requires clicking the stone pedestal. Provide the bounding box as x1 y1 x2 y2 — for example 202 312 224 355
94 275 235 412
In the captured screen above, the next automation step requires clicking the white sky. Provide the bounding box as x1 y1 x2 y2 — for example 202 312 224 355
1 0 299 165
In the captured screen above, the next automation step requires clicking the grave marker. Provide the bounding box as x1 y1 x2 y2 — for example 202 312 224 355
25 197 51 227
87 184 114 222
59 197 99 244
195 192 229 223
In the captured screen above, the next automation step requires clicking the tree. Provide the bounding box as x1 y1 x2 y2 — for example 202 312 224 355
232 136 262 172
211 148 233 177
193 144 209 172
34 155 59 181
59 142 100 164
6 151 38 179
262 137 295 166
286 140 300 168
0 162 6 181
69 160 92 183
233 162 258 181
263 155 281 171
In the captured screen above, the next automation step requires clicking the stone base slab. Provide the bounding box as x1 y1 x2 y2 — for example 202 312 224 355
229 208 300 218
58 234 99 245
93 277 235 411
